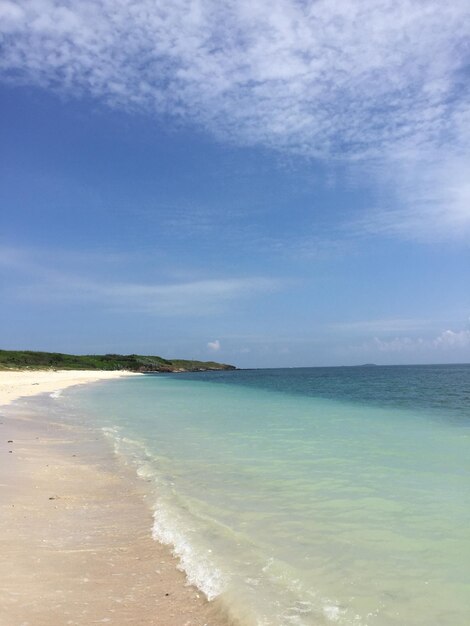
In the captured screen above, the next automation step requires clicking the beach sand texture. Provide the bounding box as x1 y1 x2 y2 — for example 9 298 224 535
0 371 224 625
0 369 140 407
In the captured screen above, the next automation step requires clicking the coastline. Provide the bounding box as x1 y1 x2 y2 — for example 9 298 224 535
0 371 225 625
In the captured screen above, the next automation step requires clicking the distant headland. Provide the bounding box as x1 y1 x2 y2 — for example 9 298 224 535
0 349 236 373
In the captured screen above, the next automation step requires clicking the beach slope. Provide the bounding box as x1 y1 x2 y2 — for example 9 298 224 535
0 370 223 625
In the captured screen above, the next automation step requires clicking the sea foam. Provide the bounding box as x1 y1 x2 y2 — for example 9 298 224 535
152 506 227 601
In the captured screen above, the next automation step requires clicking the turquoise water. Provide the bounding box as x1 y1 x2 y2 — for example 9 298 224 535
63 366 470 625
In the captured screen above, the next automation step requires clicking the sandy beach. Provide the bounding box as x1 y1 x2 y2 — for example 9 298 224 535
0 369 141 407
0 370 224 626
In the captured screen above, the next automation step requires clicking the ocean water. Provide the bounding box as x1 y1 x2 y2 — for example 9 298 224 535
60 365 470 626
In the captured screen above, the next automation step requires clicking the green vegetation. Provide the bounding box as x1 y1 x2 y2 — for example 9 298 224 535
0 349 236 373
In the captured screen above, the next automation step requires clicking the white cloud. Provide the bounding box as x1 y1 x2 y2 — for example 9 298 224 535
1 0 467 158
433 329 470 348
207 339 220 351
0 0 23 22
373 336 424 353
354 156 470 241
34 275 279 315
0 245 280 315
331 318 432 335
372 327 470 353
1 1 470 239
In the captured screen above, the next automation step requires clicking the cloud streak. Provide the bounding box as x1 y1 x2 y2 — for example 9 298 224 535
330 318 434 335
27 275 279 315
0 245 280 315
1 1 470 238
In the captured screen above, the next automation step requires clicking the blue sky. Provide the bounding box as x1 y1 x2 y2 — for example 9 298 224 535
1 0 469 367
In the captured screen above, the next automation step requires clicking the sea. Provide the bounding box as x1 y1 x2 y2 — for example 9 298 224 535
51 365 470 625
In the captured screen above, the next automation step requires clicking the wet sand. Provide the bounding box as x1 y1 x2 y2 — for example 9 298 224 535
0 372 226 625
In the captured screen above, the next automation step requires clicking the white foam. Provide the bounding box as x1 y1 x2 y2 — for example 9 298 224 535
49 390 62 398
136 462 158 480
152 506 227 601
323 604 343 622
101 425 227 601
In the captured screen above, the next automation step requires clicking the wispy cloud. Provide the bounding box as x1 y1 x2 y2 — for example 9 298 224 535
353 156 470 241
1 1 469 239
0 245 280 315
330 318 434 335
1 0 467 158
31 275 280 315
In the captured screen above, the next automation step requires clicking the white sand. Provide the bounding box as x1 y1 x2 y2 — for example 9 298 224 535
0 369 140 406
0 368 226 625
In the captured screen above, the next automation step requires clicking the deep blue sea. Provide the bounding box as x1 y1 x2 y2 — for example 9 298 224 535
62 365 470 625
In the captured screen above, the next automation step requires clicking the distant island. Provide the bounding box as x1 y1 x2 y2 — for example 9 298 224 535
0 349 236 373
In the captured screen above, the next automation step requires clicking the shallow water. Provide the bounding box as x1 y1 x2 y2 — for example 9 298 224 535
62 365 470 625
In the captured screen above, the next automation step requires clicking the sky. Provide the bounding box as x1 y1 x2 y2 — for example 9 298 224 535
0 0 469 367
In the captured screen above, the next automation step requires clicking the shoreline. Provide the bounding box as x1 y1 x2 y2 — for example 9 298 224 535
0 369 142 406
0 371 226 625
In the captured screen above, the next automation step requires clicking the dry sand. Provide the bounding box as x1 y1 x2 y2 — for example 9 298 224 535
0 371 227 626
0 369 140 406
